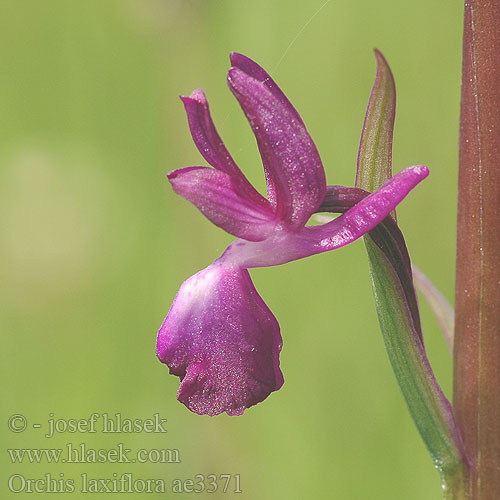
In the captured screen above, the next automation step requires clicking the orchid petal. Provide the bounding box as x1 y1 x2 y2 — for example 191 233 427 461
298 166 428 256
226 166 428 268
156 264 284 416
181 89 271 211
230 52 304 126
168 166 278 241
227 65 326 227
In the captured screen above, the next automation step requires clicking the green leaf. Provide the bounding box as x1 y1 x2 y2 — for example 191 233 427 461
355 50 465 492
365 237 464 490
356 49 396 196
412 265 454 353
318 189 466 489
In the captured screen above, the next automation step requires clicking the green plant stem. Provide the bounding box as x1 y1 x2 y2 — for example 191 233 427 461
454 0 500 498
446 469 467 500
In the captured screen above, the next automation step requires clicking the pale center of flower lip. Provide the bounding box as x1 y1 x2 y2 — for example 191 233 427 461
217 229 300 269
178 266 221 303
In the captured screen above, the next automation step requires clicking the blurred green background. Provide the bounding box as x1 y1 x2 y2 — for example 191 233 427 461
1 1 462 498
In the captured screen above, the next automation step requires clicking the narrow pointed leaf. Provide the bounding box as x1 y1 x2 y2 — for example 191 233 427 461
412 266 454 353
318 187 466 491
352 50 466 491
356 50 396 196
364 237 465 489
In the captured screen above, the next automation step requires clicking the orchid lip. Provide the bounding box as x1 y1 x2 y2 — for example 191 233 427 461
157 263 283 416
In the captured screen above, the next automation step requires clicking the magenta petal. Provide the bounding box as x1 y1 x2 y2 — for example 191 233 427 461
229 53 304 126
156 264 284 416
181 89 271 211
222 166 429 269
229 52 310 213
181 89 237 174
168 166 278 241
295 165 429 257
227 65 326 227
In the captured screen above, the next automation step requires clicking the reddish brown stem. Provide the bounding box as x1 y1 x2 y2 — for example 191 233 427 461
455 0 500 497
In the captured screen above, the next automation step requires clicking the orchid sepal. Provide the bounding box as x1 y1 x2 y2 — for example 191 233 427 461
168 166 278 241
220 165 428 269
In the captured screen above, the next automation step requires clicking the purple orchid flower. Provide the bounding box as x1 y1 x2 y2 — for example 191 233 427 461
157 53 428 416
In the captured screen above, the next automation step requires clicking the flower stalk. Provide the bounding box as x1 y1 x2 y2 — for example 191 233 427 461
454 1 500 497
